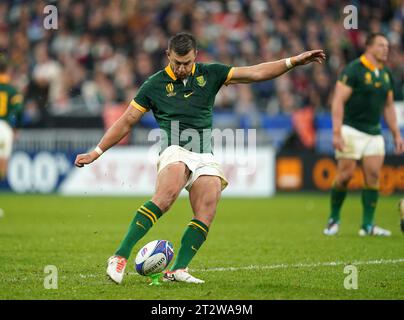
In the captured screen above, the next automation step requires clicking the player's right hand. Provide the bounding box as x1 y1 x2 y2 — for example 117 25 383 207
74 152 98 168
333 133 345 152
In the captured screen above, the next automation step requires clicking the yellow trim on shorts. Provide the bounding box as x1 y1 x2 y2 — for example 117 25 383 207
130 100 148 113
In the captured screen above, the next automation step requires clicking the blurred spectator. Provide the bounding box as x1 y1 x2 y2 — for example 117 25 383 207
31 42 63 103
0 0 402 127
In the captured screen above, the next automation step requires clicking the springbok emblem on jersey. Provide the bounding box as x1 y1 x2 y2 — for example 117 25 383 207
196 75 206 87
166 83 176 97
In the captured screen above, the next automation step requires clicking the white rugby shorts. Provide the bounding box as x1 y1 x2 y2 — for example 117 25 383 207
335 125 385 160
0 120 13 158
157 145 228 191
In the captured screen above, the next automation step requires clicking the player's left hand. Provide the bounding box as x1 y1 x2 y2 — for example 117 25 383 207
394 135 404 154
294 50 326 66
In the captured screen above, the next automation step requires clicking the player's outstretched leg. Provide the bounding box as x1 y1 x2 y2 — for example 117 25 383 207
107 201 163 284
164 175 221 284
107 162 189 284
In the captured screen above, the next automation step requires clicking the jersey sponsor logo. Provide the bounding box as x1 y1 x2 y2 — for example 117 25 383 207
374 82 382 88
364 72 372 85
196 75 206 87
166 83 176 97
184 91 194 98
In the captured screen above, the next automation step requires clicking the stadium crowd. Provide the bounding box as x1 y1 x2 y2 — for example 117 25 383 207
0 0 403 128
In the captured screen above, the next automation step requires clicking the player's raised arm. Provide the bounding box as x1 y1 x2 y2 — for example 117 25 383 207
331 81 353 152
383 90 404 154
74 105 144 168
226 49 326 84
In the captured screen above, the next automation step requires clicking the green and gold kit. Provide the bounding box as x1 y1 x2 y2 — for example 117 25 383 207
0 75 23 125
131 63 233 153
338 55 394 135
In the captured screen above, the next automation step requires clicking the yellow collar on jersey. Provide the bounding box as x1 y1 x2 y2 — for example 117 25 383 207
165 63 196 81
360 55 383 72
0 74 10 83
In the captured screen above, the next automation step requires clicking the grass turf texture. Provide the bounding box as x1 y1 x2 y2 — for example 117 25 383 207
0 193 403 300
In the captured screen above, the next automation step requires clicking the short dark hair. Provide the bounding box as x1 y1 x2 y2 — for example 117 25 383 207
365 32 388 47
168 32 197 56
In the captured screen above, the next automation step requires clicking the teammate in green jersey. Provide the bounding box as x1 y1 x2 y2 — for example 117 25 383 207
0 55 23 182
324 33 404 237
75 32 325 284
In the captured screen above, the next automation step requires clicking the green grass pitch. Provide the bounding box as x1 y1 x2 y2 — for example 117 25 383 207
0 193 403 300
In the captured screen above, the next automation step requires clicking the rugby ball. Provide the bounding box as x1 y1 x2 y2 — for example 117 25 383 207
135 240 174 276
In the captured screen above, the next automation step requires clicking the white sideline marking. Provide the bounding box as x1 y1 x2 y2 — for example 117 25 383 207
192 258 404 273
75 258 403 279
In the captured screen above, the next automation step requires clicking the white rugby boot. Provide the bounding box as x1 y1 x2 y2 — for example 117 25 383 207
106 255 127 284
163 268 204 284
358 225 391 237
323 219 339 236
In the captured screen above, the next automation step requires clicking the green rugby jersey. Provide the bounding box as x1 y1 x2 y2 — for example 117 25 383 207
0 74 23 126
338 55 394 135
131 63 233 153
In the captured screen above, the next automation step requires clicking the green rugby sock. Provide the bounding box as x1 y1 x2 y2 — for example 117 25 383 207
170 218 209 271
361 187 379 231
115 200 162 259
328 184 347 223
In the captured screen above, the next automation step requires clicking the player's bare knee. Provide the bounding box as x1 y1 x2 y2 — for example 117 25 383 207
152 189 180 213
365 171 380 186
337 168 355 185
335 175 349 188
